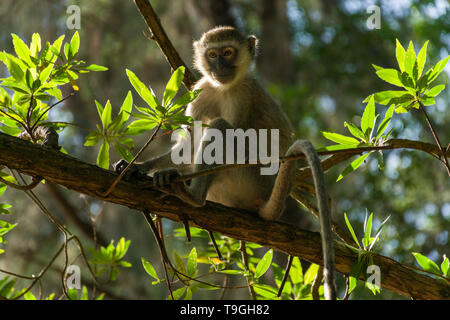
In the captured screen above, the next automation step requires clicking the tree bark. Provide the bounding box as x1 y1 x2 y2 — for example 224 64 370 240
0 132 448 300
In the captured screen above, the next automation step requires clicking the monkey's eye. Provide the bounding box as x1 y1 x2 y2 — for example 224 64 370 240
223 47 235 57
207 51 217 59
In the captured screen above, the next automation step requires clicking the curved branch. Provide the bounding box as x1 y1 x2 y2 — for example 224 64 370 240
133 0 197 90
0 133 448 300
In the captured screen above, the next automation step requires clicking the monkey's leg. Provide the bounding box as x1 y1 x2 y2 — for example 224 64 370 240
259 140 336 300
153 118 232 207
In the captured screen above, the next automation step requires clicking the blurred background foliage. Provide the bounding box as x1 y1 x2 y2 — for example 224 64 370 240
0 0 448 299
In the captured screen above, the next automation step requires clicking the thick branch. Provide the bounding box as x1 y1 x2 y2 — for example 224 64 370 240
0 133 448 300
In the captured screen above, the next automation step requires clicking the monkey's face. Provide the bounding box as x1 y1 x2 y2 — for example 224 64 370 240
204 46 238 84
193 27 258 86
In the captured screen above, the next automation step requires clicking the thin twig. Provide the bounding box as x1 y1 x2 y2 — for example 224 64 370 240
100 122 162 197
239 241 257 300
418 102 450 176
31 93 75 131
277 255 293 297
208 230 223 260
312 266 324 300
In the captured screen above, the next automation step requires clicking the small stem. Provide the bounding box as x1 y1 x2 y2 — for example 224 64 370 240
31 93 75 131
239 241 256 300
418 102 450 176
277 255 293 297
100 122 162 197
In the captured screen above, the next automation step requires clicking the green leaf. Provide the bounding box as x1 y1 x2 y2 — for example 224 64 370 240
361 95 375 137
30 33 41 57
416 41 429 79
163 66 185 107
425 84 445 98
412 252 441 275
173 249 187 275
118 91 133 126
142 257 160 281
5 54 25 82
375 69 403 87
363 211 373 250
84 64 108 72
69 31 80 58
303 263 319 285
11 33 32 66
344 122 365 141
169 287 186 300
171 89 201 110
368 215 390 251
84 132 101 146
187 247 198 278
344 212 361 248
428 56 450 84
114 143 133 162
81 286 88 300
94 100 104 119
441 255 449 277
97 140 110 169
25 69 34 90
349 260 363 294
126 69 159 109
101 100 112 129
420 95 436 106
321 131 360 146
125 119 158 136
337 152 371 182
255 249 273 279
24 291 37 300
370 90 407 105
395 39 406 72
39 64 54 84
404 41 416 78
372 64 384 72
376 105 394 139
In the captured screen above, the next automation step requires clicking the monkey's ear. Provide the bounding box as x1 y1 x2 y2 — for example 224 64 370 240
247 36 258 56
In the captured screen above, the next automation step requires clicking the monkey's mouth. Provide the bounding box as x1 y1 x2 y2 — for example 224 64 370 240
211 72 235 83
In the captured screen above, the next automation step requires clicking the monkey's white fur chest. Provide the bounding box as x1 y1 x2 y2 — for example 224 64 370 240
186 79 251 127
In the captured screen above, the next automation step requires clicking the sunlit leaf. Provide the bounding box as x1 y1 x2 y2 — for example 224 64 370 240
344 212 361 248
376 105 394 139
375 68 403 87
337 153 371 182
321 131 360 146
163 66 185 107
97 140 110 169
412 252 441 275
416 40 429 79
395 39 406 72
255 249 273 279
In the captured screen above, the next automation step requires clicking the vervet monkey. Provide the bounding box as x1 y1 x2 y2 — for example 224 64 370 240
115 26 335 299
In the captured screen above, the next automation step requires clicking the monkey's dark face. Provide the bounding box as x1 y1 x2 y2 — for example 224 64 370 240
205 46 238 84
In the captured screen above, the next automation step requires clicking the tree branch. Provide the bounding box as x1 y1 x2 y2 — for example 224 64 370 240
133 0 197 90
0 133 448 299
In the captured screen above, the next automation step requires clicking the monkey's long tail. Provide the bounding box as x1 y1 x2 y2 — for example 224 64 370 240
297 140 336 300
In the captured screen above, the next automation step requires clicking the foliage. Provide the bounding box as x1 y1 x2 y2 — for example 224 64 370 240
0 9 448 300
88 237 132 281
0 32 107 140
320 39 448 181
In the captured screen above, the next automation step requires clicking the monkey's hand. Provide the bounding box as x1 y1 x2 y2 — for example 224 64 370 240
113 159 147 180
152 168 203 207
